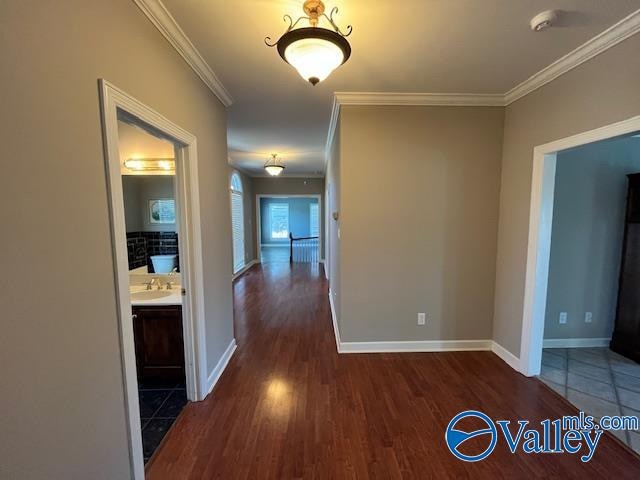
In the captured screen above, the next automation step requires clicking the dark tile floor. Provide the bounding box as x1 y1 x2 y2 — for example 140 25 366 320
138 383 188 463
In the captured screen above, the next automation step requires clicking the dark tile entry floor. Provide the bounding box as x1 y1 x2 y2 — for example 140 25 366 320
138 383 188 463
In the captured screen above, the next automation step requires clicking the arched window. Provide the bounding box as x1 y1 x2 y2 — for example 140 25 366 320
230 172 243 193
230 172 245 273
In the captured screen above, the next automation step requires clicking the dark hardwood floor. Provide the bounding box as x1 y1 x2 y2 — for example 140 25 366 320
146 262 640 479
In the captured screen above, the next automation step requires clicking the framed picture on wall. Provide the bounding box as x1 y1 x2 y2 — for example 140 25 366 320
149 199 175 224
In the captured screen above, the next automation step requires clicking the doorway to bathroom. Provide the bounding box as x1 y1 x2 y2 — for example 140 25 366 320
119 117 187 464
100 80 207 479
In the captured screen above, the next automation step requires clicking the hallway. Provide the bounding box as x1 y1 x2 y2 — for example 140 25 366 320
146 264 640 479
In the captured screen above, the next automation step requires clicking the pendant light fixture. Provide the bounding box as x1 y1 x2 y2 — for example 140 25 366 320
265 0 352 86
264 154 285 176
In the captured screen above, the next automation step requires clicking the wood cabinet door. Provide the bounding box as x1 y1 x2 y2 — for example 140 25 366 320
133 306 185 384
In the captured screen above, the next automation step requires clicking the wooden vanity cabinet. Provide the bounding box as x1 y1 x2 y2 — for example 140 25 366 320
132 305 185 384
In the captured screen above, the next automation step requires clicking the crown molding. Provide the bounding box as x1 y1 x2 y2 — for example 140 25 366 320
133 0 233 107
323 92 505 170
324 11 640 171
504 9 640 105
335 92 506 107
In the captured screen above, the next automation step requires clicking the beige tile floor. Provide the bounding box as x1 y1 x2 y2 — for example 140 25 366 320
539 347 640 455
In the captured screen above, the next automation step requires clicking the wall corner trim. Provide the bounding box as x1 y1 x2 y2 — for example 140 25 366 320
324 95 341 173
504 9 640 105
328 289 342 353
491 341 522 373
133 0 233 107
206 338 237 396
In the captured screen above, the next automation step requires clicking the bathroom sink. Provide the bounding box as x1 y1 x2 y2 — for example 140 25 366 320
130 290 173 301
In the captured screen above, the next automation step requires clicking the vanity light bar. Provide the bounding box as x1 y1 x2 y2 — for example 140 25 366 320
124 158 175 171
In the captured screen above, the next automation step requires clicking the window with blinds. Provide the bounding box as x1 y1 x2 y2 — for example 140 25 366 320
230 173 245 273
310 203 319 237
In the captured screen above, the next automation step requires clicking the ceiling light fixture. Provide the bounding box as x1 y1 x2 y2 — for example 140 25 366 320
265 0 352 86
264 154 285 176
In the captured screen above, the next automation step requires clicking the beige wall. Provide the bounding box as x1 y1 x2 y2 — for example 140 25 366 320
327 119 342 322
493 34 640 357
0 1 233 479
251 177 326 258
545 136 640 340
337 105 504 342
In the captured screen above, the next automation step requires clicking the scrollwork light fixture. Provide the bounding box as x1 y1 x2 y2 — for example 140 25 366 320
265 0 352 86
264 153 285 176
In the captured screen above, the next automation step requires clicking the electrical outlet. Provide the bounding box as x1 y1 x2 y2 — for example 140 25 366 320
418 313 426 326
559 312 568 325
585 312 593 323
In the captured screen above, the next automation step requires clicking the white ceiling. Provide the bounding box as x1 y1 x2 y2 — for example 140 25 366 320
161 0 640 176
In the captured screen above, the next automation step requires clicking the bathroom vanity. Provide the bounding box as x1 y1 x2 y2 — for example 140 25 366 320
130 282 185 385
132 305 184 384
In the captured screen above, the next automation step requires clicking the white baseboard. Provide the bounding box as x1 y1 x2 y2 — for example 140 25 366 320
325 293 523 370
338 339 493 353
543 337 610 349
206 338 237 396
232 259 258 281
491 341 521 372
328 289 341 352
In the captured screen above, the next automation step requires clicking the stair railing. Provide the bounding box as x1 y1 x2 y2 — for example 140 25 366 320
289 232 319 263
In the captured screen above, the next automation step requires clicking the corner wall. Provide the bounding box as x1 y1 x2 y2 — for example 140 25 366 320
493 34 640 357
0 1 233 478
326 118 342 325
337 105 504 343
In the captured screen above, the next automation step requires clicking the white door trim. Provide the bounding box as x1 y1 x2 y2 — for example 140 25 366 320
255 194 323 262
520 115 640 377
99 79 208 479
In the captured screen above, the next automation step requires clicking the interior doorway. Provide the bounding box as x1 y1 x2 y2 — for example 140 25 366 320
100 80 207 479
519 115 640 379
531 132 640 453
119 116 188 465
256 194 322 263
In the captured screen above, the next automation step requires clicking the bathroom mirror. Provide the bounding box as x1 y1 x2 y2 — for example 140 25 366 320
119 120 179 274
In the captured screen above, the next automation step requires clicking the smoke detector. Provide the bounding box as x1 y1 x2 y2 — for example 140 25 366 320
530 10 558 31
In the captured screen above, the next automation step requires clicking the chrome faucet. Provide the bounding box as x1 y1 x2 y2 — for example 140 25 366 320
144 278 156 290
165 281 174 290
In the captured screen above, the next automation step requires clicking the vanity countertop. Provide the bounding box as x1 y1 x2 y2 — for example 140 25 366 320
129 284 182 306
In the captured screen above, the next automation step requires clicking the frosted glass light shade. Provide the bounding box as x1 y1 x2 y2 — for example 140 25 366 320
265 165 284 176
284 37 345 85
275 27 351 86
